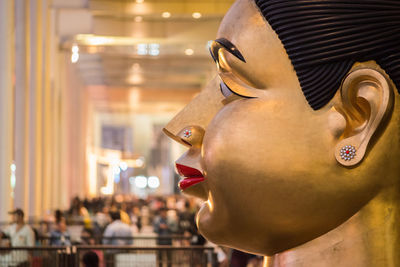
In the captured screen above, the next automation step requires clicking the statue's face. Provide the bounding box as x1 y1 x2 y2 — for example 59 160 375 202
164 0 381 255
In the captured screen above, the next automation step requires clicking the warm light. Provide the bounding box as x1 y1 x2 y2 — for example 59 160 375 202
100 187 113 195
192 12 202 19
85 36 114 46
162 12 171 18
136 0 144 3
10 163 16 190
127 73 143 84
148 176 160 189
88 154 97 196
135 176 147 189
71 53 79 63
185 48 194 56
135 16 143 22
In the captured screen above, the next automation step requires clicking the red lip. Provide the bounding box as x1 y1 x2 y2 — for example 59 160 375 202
176 164 204 190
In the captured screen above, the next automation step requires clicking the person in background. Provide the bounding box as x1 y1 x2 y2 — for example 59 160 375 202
102 211 133 245
0 209 35 247
153 208 173 246
0 209 35 266
81 251 99 267
81 228 96 245
49 214 71 246
81 229 105 267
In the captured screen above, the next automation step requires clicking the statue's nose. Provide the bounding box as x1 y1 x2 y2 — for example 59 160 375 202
163 76 224 146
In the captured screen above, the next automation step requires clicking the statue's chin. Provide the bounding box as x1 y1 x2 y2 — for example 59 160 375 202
196 202 296 256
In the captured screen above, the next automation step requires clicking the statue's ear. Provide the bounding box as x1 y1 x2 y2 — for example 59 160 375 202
334 68 393 166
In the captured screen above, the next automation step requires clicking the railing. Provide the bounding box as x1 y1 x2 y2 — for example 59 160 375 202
0 246 216 267
35 235 193 246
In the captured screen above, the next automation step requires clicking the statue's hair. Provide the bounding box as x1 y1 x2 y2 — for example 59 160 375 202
254 0 400 110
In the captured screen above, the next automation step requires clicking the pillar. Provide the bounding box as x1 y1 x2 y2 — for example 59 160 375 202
0 0 15 221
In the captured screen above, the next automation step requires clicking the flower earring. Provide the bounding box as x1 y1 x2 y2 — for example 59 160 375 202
183 129 192 138
340 145 356 161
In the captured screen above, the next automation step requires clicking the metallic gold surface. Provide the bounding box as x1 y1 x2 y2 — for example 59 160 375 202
164 0 400 265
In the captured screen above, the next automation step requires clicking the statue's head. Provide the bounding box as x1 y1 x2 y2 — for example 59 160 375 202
164 0 400 255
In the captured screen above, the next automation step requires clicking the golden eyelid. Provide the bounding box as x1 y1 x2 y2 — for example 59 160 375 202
219 72 265 98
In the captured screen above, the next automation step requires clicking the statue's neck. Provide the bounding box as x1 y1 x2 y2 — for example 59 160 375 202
265 188 400 267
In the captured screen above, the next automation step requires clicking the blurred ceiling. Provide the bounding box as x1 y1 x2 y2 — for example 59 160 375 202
55 0 234 99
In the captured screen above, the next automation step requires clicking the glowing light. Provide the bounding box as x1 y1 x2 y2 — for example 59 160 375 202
149 43 160 56
100 187 113 195
135 16 143 22
137 43 148 55
185 48 194 56
136 0 144 3
162 12 171 18
135 158 145 167
71 53 79 63
10 163 16 190
88 154 97 196
113 166 121 175
120 162 128 171
131 63 141 72
85 36 114 46
192 12 202 19
72 44 79 53
148 176 160 189
135 176 147 189
127 73 143 84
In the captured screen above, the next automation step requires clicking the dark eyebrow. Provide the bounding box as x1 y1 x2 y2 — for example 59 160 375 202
210 38 246 63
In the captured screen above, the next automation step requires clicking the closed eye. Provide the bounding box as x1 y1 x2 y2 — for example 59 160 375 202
220 81 233 98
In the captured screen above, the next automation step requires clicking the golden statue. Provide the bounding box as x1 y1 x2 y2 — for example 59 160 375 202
164 0 400 266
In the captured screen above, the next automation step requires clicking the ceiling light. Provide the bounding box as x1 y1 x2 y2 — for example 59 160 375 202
71 44 79 53
135 16 143 22
192 12 202 19
162 12 171 18
149 43 160 56
148 176 160 189
137 43 148 55
136 0 144 3
185 48 194 56
71 53 79 63
135 158 145 167
135 176 147 189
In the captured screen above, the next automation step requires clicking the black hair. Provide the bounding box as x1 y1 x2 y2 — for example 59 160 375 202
82 251 99 267
109 211 121 221
254 0 400 110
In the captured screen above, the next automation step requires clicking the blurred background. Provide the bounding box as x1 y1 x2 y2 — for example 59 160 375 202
0 1 268 266
0 0 234 221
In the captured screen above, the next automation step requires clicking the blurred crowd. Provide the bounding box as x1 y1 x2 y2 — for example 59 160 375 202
0 195 263 267
38 195 204 246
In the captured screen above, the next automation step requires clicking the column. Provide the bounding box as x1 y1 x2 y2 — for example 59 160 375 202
0 0 15 221
14 0 30 214
27 0 44 219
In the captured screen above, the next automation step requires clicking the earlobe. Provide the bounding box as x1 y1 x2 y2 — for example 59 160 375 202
334 67 393 167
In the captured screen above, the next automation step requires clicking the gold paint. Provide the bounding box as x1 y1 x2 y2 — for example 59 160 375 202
164 0 400 265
